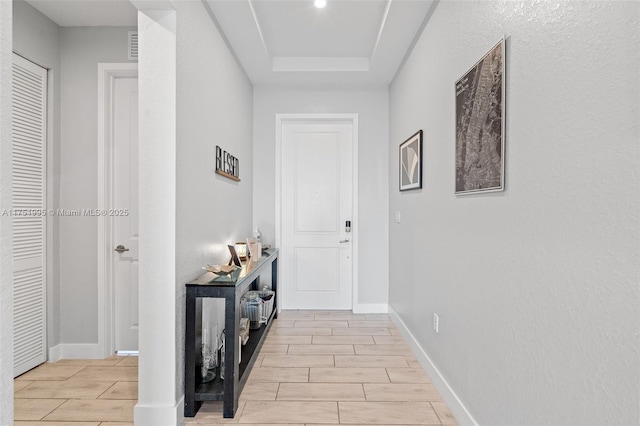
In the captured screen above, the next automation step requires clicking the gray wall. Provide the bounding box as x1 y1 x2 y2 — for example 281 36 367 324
388 1 639 425
58 27 135 344
12 2 136 351
253 88 389 306
12 0 61 349
174 0 254 398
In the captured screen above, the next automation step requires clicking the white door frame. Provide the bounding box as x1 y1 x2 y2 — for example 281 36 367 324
97 63 138 358
275 113 359 312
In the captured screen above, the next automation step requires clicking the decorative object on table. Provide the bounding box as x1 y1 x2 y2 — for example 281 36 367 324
201 326 218 383
241 293 264 330
215 145 240 182
257 290 275 325
261 244 271 253
234 242 248 261
204 264 237 275
218 329 225 380
246 237 262 261
241 290 275 328
455 38 505 195
245 237 256 254
239 318 250 345
227 245 242 267
399 130 423 191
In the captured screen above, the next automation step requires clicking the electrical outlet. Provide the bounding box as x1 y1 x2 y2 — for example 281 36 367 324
395 211 401 223
433 313 439 333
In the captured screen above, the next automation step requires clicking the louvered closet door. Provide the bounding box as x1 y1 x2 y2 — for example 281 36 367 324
12 53 47 377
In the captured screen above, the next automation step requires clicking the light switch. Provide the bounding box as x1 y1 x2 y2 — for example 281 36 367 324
395 211 401 223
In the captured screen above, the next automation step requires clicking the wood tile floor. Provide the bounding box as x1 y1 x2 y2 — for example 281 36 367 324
13 311 456 425
14 354 137 425
185 311 457 425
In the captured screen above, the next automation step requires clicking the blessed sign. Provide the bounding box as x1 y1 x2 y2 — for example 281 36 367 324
215 145 240 182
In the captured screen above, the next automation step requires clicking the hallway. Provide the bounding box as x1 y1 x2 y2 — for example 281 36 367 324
186 311 456 425
14 311 455 425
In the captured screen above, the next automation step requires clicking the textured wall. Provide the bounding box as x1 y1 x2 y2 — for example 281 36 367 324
389 1 639 424
253 88 389 307
0 1 13 423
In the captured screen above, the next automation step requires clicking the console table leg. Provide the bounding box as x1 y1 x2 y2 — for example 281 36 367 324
223 293 240 418
185 291 199 417
272 258 278 319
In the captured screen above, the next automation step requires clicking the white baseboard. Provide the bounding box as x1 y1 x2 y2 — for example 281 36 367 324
48 345 61 362
48 343 103 361
134 396 183 426
353 303 388 314
388 305 478 426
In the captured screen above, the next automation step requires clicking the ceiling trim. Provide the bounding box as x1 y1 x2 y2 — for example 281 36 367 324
390 0 440 85
203 0 436 88
272 57 369 72
248 0 271 58
370 0 392 62
201 0 252 84
129 0 174 11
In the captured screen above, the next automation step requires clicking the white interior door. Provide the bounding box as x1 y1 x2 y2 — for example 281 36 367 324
113 76 139 353
12 53 47 377
281 121 353 310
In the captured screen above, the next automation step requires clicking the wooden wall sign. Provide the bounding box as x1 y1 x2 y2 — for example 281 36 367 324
215 145 240 182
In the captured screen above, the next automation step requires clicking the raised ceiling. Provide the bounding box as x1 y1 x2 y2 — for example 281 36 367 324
23 0 435 88
252 1 388 58
205 0 435 88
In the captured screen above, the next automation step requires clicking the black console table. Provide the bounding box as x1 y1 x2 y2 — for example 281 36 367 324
184 249 278 418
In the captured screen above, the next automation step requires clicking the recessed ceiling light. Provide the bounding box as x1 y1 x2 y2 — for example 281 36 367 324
314 0 327 8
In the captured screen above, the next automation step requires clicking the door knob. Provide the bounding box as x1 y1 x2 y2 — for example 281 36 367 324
339 239 350 244
115 245 130 253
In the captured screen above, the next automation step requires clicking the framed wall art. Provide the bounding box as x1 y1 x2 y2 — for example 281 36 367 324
455 38 505 195
399 130 423 191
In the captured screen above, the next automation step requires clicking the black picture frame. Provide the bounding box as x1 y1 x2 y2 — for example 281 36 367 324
399 130 423 191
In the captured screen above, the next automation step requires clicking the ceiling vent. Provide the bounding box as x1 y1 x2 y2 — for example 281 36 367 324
128 31 138 61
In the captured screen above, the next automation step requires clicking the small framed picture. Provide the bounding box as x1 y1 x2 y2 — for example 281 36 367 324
399 130 423 191
227 245 242 267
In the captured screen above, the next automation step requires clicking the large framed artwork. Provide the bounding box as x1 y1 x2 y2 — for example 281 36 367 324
455 39 505 195
399 130 423 191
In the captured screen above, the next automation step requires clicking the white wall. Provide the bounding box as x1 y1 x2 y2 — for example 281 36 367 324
0 1 13 422
253 88 389 308
388 1 639 425
12 0 62 353
135 1 254 423
135 7 178 425
58 26 135 347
